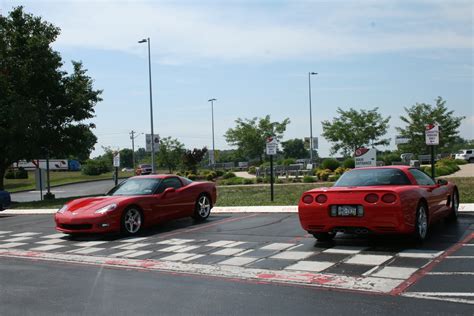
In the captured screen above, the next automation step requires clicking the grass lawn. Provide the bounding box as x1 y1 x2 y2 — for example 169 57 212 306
4 170 135 193
7 177 473 209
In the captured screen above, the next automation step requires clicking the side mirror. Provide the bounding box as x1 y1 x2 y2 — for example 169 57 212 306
437 179 448 186
162 187 176 197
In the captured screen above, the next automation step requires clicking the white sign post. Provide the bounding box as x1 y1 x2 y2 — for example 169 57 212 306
354 147 377 168
146 134 160 152
266 137 278 201
425 124 439 178
113 152 120 186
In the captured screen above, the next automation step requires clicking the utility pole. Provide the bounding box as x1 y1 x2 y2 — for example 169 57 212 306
130 131 143 169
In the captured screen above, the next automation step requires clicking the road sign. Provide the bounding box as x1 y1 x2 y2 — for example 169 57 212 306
304 137 319 150
266 137 278 155
146 134 160 152
113 152 120 167
354 147 377 168
395 135 410 145
425 124 439 145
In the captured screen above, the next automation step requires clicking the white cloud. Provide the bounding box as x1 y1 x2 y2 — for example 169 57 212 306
2 0 472 64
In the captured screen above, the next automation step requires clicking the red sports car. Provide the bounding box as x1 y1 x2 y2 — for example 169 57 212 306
298 166 459 241
55 175 217 235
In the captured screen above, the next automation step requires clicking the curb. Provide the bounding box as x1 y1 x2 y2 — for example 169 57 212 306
2 204 474 215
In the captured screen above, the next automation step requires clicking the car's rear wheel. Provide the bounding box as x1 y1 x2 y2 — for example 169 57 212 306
414 203 429 242
192 194 212 221
121 207 143 235
447 189 459 221
312 232 335 242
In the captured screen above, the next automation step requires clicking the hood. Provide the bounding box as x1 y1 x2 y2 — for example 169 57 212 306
64 196 132 213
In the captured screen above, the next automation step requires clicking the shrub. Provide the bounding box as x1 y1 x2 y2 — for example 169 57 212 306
243 178 254 185
328 174 340 182
82 160 105 176
275 178 284 184
292 177 302 183
5 169 15 179
248 166 257 175
281 158 296 166
321 159 340 171
187 173 197 180
343 158 355 169
206 171 217 181
454 159 468 165
256 177 264 183
334 167 348 175
215 170 224 177
316 169 332 181
15 167 28 179
303 175 316 183
223 172 236 179
222 177 244 185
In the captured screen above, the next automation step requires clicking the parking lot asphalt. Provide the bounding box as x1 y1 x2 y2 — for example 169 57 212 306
0 211 473 306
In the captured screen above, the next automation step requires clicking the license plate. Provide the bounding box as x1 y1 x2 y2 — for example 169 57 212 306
337 205 357 216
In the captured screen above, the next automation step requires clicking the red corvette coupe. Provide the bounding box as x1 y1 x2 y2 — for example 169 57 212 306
298 166 459 241
55 175 217 235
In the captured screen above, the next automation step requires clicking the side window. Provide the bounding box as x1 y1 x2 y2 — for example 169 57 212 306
467 150 472 154
156 178 182 193
409 169 435 186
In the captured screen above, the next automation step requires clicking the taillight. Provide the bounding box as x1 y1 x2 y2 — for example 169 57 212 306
364 193 379 203
302 195 313 204
315 194 327 204
381 193 397 203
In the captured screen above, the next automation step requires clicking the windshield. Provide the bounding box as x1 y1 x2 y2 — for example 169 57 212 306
334 168 411 187
108 178 162 196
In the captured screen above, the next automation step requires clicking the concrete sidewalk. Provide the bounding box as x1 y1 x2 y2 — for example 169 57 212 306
2 204 474 215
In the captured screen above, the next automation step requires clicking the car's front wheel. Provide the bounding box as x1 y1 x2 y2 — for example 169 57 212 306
414 202 429 242
193 194 212 221
121 207 143 235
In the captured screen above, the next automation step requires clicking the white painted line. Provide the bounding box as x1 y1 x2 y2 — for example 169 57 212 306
222 241 247 248
362 266 380 277
345 254 393 266
446 256 474 259
428 272 474 276
160 253 197 261
41 233 66 239
156 239 194 245
234 249 254 257
218 257 258 266
69 247 104 255
172 245 201 253
0 243 27 248
370 266 418 279
159 245 190 252
0 231 12 234
0 249 405 293
408 292 474 297
3 237 32 242
74 241 108 247
35 239 66 245
29 245 65 251
206 240 238 247
322 246 366 254
285 261 335 272
211 248 246 256
260 243 294 251
397 249 443 258
108 250 137 257
124 250 152 258
402 293 474 305
181 254 205 262
113 243 151 250
119 237 149 243
11 232 41 237
270 251 314 260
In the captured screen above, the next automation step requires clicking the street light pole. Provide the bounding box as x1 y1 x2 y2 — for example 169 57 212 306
138 37 155 173
208 98 217 168
308 72 318 162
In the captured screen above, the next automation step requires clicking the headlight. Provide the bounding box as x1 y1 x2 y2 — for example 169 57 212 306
57 205 68 214
95 204 117 214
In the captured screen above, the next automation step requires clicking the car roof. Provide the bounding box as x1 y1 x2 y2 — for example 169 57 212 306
351 165 411 171
129 174 181 180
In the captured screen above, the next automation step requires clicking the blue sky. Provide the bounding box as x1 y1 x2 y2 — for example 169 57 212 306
2 0 473 157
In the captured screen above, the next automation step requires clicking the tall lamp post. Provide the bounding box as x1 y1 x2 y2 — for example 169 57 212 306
308 72 318 162
138 37 156 173
208 98 217 168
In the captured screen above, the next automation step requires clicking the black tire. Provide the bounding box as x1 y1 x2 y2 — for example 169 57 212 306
447 189 459 221
469 158 474 163
192 194 212 221
121 207 143 235
312 232 335 241
413 202 429 242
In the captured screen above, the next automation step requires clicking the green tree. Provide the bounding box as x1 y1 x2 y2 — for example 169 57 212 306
0 7 102 189
182 147 208 174
119 148 134 168
322 107 390 156
396 97 465 155
281 138 309 159
224 115 290 163
156 137 185 173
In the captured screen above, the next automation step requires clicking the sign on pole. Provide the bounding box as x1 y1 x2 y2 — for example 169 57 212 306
354 147 377 168
113 152 120 167
266 137 278 155
425 124 439 145
304 137 319 150
146 134 160 152
395 135 410 145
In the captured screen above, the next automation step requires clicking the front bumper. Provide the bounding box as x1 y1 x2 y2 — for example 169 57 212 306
55 211 121 234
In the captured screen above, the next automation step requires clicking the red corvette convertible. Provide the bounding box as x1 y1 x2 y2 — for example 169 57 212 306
55 175 217 235
298 166 459 241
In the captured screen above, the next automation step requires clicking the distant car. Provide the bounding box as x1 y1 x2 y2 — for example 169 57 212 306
135 164 152 175
298 166 459 242
455 149 474 163
121 168 134 172
0 190 11 211
55 175 217 235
